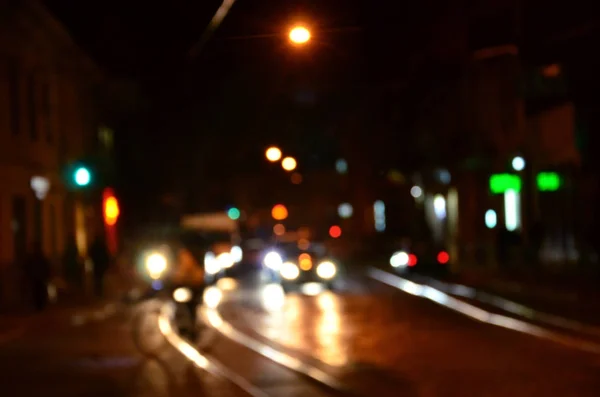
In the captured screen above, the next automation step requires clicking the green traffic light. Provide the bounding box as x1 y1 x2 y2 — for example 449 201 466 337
74 167 91 186
227 207 240 220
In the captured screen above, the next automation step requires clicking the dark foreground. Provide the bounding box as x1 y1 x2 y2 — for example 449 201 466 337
0 266 599 397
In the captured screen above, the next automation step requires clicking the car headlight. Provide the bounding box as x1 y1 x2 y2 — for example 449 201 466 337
316 261 337 279
264 251 283 270
203 286 223 309
204 252 221 275
390 251 409 268
217 252 234 269
230 246 243 263
145 252 168 279
173 287 192 303
280 261 300 280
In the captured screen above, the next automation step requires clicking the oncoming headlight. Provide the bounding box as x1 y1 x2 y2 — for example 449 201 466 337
217 252 234 269
230 246 243 263
316 261 337 279
280 262 299 280
263 251 283 270
390 251 409 268
204 252 221 275
203 286 223 309
145 252 168 279
173 287 192 303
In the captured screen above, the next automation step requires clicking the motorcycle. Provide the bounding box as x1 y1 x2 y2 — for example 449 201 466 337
131 247 222 353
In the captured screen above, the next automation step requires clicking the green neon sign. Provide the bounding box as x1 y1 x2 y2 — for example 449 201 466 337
489 173 521 194
537 172 561 191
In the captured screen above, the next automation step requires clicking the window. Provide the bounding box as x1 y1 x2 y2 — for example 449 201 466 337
28 73 37 141
469 10 517 52
49 203 57 260
98 126 114 151
42 82 52 143
11 196 27 264
8 62 20 135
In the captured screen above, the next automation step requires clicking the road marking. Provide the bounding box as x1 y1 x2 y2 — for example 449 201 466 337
368 267 600 354
201 306 354 394
71 303 122 327
417 276 600 337
157 304 272 397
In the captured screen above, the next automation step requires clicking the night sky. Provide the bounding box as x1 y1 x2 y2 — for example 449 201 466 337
42 0 599 225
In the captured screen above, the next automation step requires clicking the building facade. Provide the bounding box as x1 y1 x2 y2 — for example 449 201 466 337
0 1 106 306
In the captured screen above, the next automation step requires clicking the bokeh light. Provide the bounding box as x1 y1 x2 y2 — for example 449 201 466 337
282 157 297 171
266 146 282 162
271 204 288 220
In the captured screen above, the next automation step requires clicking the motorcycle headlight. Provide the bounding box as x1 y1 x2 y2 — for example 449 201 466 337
145 252 168 279
173 287 192 303
204 252 221 275
263 251 283 270
230 246 243 263
316 261 337 279
280 261 300 280
203 286 223 309
217 252 234 269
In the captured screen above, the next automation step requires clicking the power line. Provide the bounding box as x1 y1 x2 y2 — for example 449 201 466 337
187 0 237 60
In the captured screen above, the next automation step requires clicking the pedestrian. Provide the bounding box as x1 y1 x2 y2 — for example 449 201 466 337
63 234 83 289
24 241 51 311
89 236 110 298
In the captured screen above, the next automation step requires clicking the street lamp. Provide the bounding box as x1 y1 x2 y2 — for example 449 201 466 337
265 146 282 162
289 25 311 45
281 156 297 171
512 156 525 171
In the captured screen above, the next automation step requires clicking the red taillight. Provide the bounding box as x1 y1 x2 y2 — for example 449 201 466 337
408 254 418 267
437 251 449 264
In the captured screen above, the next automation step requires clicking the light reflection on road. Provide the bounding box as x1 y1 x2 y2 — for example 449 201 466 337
315 292 347 366
250 290 348 367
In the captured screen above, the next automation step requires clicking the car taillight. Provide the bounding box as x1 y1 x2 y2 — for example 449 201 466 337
408 254 418 267
437 251 449 264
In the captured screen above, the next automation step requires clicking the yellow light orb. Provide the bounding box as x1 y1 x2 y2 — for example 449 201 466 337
289 26 311 44
282 157 297 171
265 146 282 162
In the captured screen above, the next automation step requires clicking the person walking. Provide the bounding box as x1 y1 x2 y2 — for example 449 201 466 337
89 237 110 298
24 241 51 311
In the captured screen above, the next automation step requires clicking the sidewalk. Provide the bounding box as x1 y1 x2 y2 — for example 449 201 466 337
0 271 131 343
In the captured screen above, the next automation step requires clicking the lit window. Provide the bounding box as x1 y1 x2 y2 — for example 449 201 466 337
98 126 114 150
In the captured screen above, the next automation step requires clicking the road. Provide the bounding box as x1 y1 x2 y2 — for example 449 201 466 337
1 266 599 396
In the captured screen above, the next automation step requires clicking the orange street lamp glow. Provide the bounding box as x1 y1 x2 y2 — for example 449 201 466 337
289 26 311 44
265 146 282 162
272 204 288 221
281 156 297 171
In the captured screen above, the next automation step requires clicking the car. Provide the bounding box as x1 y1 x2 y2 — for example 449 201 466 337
389 241 450 277
261 241 341 292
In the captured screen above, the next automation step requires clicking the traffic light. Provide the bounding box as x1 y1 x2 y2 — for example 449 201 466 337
227 207 240 220
73 166 91 187
103 188 120 226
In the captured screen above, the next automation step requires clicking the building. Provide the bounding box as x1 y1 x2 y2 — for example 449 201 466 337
0 1 110 307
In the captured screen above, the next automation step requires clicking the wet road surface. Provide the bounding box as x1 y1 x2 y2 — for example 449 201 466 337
1 266 599 397
215 268 600 397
